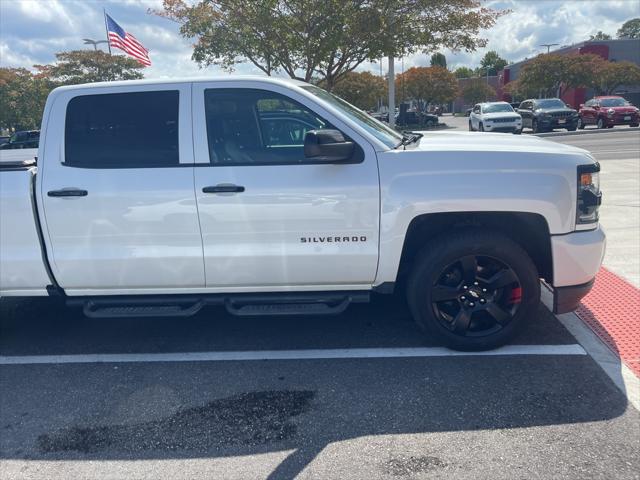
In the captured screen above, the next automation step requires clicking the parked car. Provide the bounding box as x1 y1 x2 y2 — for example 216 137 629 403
0 130 40 149
0 77 604 351
517 99 578 133
395 110 438 127
0 136 10 146
469 102 522 134
578 96 640 129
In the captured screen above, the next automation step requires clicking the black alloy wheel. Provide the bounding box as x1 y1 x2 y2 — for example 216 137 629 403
430 255 521 338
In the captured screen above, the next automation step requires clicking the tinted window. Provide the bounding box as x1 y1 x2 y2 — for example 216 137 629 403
535 99 566 109
599 97 630 107
65 91 179 168
482 103 514 113
204 89 338 165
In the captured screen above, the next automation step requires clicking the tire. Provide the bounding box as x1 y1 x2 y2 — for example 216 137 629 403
468 121 473 131
567 125 577 132
406 229 540 351
577 117 585 130
631 123 639 128
513 129 522 135
532 119 540 134
426 120 436 128
479 122 484 132
597 117 605 129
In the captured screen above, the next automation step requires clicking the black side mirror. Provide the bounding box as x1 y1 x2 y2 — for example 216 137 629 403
304 129 355 163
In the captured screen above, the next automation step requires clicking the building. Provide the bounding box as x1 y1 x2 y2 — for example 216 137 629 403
500 38 640 107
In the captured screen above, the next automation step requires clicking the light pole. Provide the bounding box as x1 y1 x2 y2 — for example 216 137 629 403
540 43 559 54
83 38 108 51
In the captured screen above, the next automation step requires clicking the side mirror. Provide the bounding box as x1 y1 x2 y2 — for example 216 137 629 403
304 129 355 163
593 105 600 110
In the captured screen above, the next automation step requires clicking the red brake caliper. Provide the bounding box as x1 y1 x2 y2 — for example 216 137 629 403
509 287 522 304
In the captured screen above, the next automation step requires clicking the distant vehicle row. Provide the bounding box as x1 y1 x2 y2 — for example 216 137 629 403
468 96 639 134
0 130 40 150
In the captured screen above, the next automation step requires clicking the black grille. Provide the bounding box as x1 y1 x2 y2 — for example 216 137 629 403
491 117 518 123
550 112 570 118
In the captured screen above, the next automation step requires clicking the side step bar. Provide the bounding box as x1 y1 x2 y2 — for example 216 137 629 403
68 292 370 319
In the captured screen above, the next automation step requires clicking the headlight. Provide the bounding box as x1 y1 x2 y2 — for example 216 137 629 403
577 163 601 225
607 108 615 116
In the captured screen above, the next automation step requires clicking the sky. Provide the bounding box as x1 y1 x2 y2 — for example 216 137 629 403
1 0 639 79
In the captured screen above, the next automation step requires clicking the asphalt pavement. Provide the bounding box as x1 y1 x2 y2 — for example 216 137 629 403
1 127 640 479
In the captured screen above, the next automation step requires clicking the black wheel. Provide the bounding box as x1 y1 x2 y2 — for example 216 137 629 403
597 117 605 129
479 122 484 132
406 229 540 351
567 125 577 131
631 123 639 128
468 121 473 131
426 120 436 128
577 117 585 129
532 119 540 133
513 129 522 135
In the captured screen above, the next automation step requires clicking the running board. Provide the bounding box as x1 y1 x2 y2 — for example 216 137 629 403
69 292 370 319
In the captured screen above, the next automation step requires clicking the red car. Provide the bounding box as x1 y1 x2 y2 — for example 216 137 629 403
578 96 639 129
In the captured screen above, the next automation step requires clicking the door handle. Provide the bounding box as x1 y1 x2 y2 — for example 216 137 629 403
202 184 245 194
47 188 88 197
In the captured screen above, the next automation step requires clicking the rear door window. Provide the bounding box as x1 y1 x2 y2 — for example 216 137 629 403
65 90 179 168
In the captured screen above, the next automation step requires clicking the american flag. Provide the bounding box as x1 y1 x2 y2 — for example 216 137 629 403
105 13 151 67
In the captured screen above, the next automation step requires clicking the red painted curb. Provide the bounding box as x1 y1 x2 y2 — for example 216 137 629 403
576 268 640 378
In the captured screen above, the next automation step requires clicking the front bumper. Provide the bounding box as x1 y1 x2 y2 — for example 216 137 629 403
539 117 578 129
604 113 639 126
484 122 522 133
550 225 606 313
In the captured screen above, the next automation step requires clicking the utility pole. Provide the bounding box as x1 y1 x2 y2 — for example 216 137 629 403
540 43 559 54
388 54 395 127
82 39 108 51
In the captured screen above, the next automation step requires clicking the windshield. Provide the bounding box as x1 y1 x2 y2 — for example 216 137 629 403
482 103 514 113
535 99 566 109
302 85 402 148
599 98 630 107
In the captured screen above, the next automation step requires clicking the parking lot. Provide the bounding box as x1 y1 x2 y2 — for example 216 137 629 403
1 129 639 480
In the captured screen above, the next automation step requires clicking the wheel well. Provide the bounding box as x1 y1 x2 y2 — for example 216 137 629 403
396 212 553 285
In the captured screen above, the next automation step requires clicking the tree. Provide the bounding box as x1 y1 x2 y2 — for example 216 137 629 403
34 50 145 85
154 0 506 90
516 53 604 98
0 68 53 131
453 66 475 78
462 79 496 105
617 18 640 39
396 66 458 108
503 79 537 102
430 52 447 68
589 61 640 95
479 50 508 76
332 71 387 110
589 31 612 40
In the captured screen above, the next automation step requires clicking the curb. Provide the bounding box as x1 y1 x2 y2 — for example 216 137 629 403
535 127 640 138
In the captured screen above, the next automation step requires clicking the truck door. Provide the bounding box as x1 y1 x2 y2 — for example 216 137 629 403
39 85 205 293
192 84 380 290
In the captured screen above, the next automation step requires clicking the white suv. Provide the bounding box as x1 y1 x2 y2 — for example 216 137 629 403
469 102 523 134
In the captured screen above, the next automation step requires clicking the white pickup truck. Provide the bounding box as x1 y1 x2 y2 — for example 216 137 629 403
0 77 605 350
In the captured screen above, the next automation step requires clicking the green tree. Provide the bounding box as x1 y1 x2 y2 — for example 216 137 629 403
154 0 506 90
479 50 508 76
430 52 447 68
0 68 52 131
35 50 145 85
589 31 612 40
617 18 640 39
516 53 604 98
396 66 458 107
462 79 496 105
453 66 475 78
589 61 640 95
332 71 387 110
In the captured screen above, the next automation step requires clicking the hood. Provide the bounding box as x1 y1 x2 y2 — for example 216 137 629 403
536 108 576 114
601 106 638 113
482 112 521 120
407 130 589 156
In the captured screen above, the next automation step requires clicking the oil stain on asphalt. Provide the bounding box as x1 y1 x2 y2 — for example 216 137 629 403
37 390 315 454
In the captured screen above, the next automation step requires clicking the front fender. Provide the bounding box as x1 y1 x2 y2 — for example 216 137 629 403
375 148 581 284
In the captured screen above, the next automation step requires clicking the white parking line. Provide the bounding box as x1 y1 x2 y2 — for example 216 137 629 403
0 344 586 365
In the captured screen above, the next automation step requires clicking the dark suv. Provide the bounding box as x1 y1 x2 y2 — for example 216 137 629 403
517 99 578 133
0 130 40 149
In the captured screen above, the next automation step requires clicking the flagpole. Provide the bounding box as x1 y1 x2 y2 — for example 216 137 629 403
103 8 112 54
